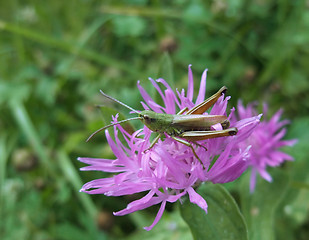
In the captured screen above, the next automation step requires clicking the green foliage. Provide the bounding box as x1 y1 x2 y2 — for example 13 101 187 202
180 183 248 240
0 0 308 239
239 169 289 240
125 210 192 240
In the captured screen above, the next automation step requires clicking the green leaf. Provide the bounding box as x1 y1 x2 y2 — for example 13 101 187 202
239 169 289 240
180 183 248 240
126 210 191 240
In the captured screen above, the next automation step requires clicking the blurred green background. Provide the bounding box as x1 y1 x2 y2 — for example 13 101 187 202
1 0 309 239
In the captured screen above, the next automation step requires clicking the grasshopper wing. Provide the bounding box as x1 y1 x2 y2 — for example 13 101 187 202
186 86 227 115
171 114 227 130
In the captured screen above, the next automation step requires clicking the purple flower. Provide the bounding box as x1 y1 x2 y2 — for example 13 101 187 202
231 101 298 192
78 65 261 230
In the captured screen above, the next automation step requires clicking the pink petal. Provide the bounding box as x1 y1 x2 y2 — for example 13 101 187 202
196 69 207 104
137 81 163 113
187 187 208 213
187 64 194 101
144 200 167 231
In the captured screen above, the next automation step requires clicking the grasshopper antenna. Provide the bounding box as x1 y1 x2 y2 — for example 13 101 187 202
100 90 140 114
86 117 143 142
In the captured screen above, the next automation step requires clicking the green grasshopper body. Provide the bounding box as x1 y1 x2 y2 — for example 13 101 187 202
140 110 232 137
87 86 238 165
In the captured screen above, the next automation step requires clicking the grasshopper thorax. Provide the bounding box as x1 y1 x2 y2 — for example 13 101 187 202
138 110 161 131
139 110 174 134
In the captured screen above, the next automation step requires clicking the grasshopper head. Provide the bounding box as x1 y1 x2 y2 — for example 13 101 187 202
138 110 171 133
139 110 157 129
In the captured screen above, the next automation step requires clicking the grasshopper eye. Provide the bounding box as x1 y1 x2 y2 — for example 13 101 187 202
143 115 150 121
143 115 153 125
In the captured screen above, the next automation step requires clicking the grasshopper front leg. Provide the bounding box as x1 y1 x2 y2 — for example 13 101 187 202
144 134 162 153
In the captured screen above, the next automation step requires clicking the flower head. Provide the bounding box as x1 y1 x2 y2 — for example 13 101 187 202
79 65 261 230
231 101 298 192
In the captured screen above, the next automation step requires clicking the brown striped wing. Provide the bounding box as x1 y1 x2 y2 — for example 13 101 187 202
171 114 227 131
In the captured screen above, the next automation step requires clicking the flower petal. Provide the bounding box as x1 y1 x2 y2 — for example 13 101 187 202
187 187 208 213
144 200 167 231
196 68 207 104
187 64 194 101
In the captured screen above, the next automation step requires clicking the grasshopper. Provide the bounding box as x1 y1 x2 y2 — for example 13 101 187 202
87 86 238 165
